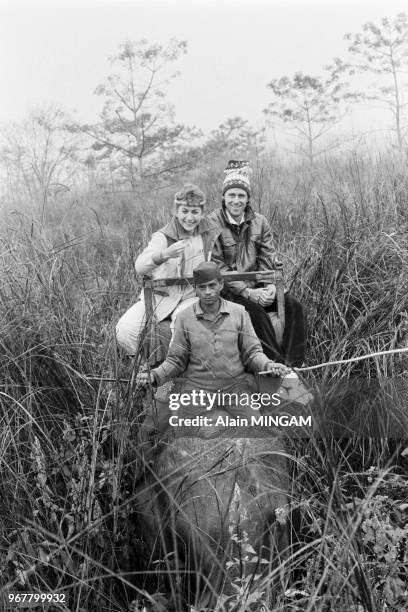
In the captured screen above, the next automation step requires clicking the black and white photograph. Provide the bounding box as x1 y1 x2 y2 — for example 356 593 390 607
1 0 408 610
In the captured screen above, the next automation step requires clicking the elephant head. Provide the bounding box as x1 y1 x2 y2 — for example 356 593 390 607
135 432 290 610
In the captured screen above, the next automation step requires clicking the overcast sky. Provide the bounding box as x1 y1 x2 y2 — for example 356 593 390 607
1 0 408 138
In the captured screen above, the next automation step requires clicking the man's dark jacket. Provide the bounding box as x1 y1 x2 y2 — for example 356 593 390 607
207 205 277 296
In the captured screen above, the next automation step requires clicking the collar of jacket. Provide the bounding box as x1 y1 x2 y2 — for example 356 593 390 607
160 216 216 241
221 203 255 227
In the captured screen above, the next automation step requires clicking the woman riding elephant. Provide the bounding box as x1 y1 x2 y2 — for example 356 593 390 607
116 184 219 357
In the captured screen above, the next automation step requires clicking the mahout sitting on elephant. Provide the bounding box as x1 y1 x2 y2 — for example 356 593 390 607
134 262 295 609
138 261 289 438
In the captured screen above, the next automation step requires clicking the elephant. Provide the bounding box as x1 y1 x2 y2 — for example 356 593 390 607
134 425 290 611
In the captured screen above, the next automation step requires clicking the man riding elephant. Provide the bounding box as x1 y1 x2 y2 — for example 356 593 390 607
138 261 289 436
135 263 295 608
207 160 306 368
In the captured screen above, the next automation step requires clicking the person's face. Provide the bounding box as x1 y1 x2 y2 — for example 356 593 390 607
224 188 249 221
175 205 203 233
195 279 223 305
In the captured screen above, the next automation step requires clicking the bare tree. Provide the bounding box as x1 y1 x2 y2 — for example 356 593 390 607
337 13 408 150
75 39 200 191
0 107 80 224
205 117 265 157
264 72 346 164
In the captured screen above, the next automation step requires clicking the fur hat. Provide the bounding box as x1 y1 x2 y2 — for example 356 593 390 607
222 160 251 196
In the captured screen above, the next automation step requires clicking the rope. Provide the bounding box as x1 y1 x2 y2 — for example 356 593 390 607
259 346 408 375
84 348 408 383
85 376 131 383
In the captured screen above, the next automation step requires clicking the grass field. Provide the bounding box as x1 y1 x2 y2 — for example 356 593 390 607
1 150 408 611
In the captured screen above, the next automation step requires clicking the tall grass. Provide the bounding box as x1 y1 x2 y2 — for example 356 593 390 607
0 149 407 610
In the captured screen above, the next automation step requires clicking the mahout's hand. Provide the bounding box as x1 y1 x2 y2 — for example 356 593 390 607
136 371 156 386
264 362 291 377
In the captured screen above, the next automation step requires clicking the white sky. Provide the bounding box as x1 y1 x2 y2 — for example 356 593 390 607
1 0 408 136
